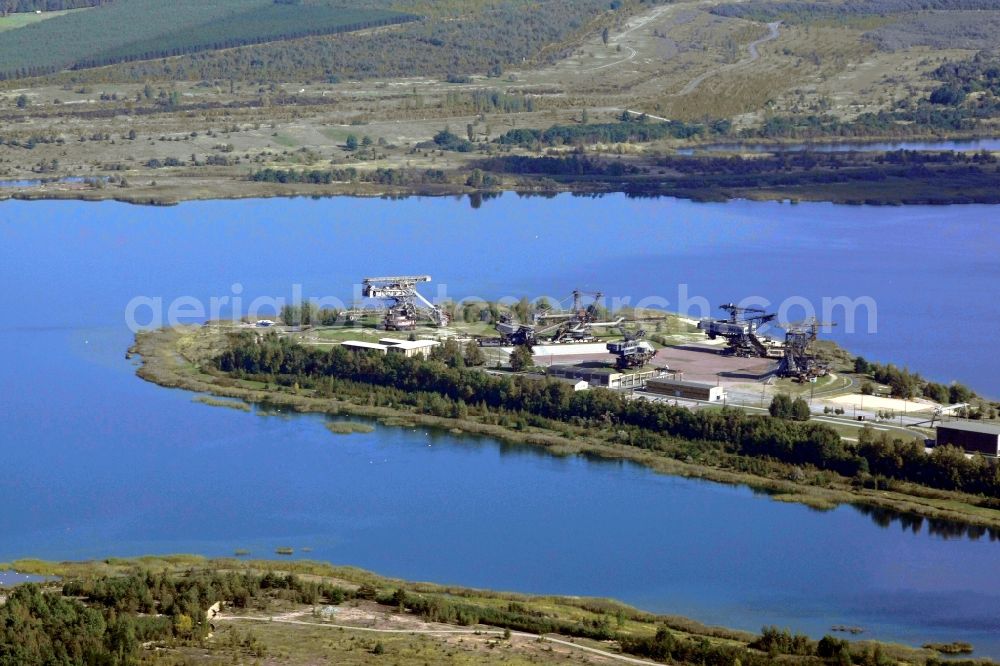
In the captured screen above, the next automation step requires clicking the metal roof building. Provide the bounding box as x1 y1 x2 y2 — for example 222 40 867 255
341 340 389 354
341 338 441 358
645 377 726 402
381 338 440 358
936 421 1000 456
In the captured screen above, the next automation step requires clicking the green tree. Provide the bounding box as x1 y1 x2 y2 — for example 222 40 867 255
300 300 316 326
15 94 28 108
922 381 949 404
514 296 532 323
949 383 973 404
769 394 792 419
509 345 533 372
280 303 299 326
108 617 138 662
345 134 358 151
463 341 485 367
173 613 194 638
853 356 871 374
792 397 811 421
430 339 465 367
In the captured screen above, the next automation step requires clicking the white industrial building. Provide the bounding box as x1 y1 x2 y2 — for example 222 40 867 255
341 338 440 358
645 377 726 402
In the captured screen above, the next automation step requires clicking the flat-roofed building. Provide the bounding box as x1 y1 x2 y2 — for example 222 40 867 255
382 338 440 358
521 373 591 391
546 365 658 390
341 340 389 354
936 421 1000 456
645 377 726 402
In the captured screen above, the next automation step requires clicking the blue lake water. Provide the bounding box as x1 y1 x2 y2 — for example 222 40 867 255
1 194 999 655
679 138 1000 154
0 571 54 587
0 176 92 188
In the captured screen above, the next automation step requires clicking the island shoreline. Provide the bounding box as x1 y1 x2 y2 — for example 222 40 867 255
132 327 1000 533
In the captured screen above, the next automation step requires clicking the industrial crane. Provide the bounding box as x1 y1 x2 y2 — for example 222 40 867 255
606 322 655 370
778 318 836 381
481 289 620 346
572 289 605 323
362 275 450 330
698 303 778 357
492 313 538 347
534 289 617 342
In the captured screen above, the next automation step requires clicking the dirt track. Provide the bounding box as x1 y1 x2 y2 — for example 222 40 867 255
217 610 661 665
676 21 781 95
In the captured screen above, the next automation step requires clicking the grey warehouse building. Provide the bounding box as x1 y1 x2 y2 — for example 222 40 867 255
936 421 1000 456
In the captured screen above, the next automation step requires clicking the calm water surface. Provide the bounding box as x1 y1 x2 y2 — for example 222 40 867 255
0 571 54 587
1 195 998 655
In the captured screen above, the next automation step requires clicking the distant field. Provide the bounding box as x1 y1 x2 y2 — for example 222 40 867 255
25 0 611 85
0 8 79 33
0 0 417 80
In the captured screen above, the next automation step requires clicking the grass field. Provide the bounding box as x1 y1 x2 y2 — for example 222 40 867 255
0 8 79 33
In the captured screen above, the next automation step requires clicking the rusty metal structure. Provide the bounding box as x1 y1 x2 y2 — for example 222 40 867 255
698 303 779 357
606 322 655 370
481 289 625 346
362 275 449 330
777 319 835 381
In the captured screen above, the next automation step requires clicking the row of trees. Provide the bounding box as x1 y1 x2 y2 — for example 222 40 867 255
621 624 893 666
477 154 641 177
854 355 976 403
769 394 811 421
214 332 1000 498
278 302 344 327
711 0 1000 24
496 117 723 148
250 166 448 186
390 588 872 665
471 89 535 114
421 127 474 152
